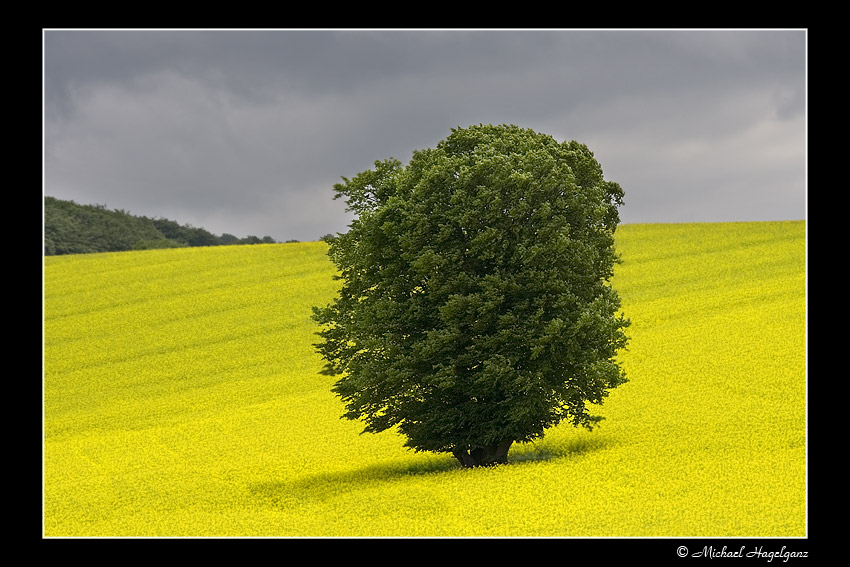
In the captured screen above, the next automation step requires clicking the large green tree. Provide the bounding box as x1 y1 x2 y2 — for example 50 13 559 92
313 124 630 467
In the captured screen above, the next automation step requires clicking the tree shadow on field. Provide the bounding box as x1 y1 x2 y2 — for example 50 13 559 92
248 457 458 508
509 435 611 465
248 436 610 509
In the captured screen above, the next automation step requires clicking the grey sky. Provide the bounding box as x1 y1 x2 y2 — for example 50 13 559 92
43 29 806 242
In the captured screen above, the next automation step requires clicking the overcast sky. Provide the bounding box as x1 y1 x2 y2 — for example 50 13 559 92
43 29 806 242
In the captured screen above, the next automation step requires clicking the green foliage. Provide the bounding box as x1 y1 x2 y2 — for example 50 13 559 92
44 196 279 255
132 238 187 251
313 124 630 467
44 197 166 255
150 217 220 247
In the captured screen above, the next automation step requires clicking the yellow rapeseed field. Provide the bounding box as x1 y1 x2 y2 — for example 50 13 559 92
43 221 806 537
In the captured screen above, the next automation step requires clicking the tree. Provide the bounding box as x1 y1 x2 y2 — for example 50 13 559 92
220 233 240 245
312 124 630 468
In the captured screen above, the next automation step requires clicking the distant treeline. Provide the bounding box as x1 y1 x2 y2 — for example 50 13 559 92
44 196 283 256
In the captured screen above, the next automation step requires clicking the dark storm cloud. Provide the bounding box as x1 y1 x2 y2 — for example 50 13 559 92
43 29 806 242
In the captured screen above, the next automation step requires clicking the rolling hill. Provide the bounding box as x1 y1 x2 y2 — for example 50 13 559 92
43 220 806 537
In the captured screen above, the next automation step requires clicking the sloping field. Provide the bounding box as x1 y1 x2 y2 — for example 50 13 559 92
43 221 806 537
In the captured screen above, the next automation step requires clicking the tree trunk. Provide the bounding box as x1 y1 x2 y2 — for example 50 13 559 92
452 441 513 468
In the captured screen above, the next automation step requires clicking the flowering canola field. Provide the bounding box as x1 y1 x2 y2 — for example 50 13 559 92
43 221 806 537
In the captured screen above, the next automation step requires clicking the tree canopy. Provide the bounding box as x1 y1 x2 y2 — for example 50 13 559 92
313 124 630 467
